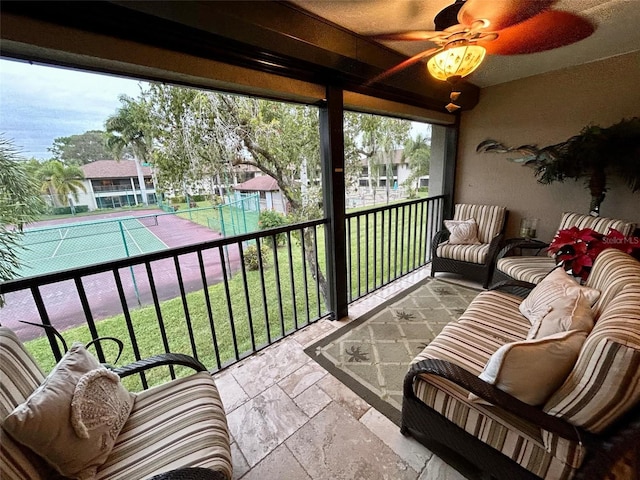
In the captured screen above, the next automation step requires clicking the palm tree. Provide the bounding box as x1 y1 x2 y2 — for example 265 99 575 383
38 160 86 207
0 136 45 292
105 94 154 205
403 133 431 191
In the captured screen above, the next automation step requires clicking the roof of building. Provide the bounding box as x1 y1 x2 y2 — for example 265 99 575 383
81 160 152 179
233 175 280 192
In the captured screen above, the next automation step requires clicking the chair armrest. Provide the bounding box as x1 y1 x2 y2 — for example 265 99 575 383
113 353 208 378
404 358 591 443
496 238 549 261
484 233 505 267
431 229 450 259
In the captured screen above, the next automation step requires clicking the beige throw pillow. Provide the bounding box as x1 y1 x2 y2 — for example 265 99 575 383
472 330 587 406
444 218 481 245
527 292 595 340
2 343 135 480
519 268 600 324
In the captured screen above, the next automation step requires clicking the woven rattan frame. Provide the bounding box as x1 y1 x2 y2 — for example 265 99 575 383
401 358 640 480
431 210 508 288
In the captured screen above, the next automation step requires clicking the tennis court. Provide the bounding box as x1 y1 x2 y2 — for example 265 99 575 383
17 215 168 277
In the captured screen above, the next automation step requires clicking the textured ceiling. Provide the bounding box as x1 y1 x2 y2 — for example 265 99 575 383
288 0 640 87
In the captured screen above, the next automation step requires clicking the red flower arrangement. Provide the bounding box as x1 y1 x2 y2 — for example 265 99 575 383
548 227 640 282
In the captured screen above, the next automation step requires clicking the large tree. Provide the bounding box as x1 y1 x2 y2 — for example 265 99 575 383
120 86 415 307
48 130 112 165
0 136 45 299
37 160 86 207
105 94 154 204
345 112 411 202
402 132 431 190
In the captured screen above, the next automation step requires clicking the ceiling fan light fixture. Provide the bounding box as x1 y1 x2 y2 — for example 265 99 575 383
427 41 486 82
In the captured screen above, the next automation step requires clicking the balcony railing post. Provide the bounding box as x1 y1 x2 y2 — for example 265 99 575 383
320 86 347 320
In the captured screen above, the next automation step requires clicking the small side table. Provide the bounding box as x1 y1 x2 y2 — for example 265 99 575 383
507 238 549 256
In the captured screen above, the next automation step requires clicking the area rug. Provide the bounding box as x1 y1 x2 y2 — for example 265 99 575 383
304 278 480 426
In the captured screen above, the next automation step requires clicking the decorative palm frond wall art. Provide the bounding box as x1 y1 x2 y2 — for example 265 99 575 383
477 117 640 215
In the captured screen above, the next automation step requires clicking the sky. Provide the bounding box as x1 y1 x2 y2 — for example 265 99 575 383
0 57 431 160
0 58 147 160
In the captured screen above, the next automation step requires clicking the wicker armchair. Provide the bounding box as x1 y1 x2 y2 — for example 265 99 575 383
492 211 635 288
431 204 508 288
0 327 233 480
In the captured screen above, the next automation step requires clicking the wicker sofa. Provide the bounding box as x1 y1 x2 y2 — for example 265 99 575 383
0 327 232 480
492 212 635 287
403 249 640 479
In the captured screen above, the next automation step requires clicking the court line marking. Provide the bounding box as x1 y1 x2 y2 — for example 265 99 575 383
51 228 70 258
122 222 143 254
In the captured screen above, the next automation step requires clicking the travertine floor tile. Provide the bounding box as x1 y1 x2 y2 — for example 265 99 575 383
317 374 371 420
286 402 417 480
227 384 308 467
239 444 311 480
278 360 327 398
293 384 332 418
360 408 432 473
230 443 249 480
231 338 311 398
419 454 469 480
214 370 249 413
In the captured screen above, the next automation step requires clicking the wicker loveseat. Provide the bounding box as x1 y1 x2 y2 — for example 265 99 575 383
492 212 635 287
431 204 508 288
0 327 232 480
403 249 640 479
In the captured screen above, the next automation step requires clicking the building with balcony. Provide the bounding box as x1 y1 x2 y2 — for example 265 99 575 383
79 160 157 209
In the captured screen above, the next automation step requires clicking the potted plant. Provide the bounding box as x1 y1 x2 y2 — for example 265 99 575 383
477 117 640 215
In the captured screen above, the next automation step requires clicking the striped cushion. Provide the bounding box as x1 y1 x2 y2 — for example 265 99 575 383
0 327 45 419
496 256 557 285
558 212 635 236
96 372 232 480
543 284 640 434
0 327 50 480
436 243 490 264
412 313 585 479
585 249 640 319
453 204 506 244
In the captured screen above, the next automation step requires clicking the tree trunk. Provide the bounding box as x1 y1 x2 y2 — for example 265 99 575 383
302 226 329 310
134 157 148 205
588 168 606 216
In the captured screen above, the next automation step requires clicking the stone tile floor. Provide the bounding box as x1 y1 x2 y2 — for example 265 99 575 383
212 266 483 480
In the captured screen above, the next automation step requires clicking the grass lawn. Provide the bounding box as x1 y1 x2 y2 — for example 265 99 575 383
24 197 432 391
25 235 326 391
36 204 160 222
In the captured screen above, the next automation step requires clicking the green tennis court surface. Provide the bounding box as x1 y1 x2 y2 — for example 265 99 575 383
16 216 168 278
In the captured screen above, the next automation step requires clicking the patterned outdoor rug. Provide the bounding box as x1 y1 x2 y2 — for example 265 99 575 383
304 278 480 426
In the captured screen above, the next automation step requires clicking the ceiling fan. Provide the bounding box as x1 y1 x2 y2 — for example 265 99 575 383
369 0 595 112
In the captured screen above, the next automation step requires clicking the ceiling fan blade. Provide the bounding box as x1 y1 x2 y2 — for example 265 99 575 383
479 10 595 55
458 0 558 30
371 31 443 42
366 47 441 85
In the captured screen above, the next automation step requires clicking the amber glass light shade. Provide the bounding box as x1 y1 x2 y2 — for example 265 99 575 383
427 43 486 81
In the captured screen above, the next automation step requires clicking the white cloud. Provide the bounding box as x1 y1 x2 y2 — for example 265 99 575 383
0 58 149 159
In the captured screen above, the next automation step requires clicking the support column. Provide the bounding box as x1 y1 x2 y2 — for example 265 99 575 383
320 86 348 320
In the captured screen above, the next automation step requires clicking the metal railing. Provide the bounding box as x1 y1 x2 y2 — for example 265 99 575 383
0 195 445 389
0 219 329 389
346 195 444 302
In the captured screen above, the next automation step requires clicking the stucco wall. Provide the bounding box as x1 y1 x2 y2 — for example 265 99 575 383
456 51 640 242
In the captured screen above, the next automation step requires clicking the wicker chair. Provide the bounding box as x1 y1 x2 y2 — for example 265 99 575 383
431 204 508 288
492 211 635 288
0 327 233 480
